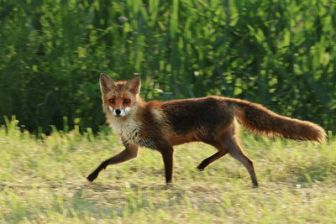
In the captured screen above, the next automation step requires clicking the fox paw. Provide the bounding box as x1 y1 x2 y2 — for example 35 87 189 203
197 165 205 171
87 172 98 182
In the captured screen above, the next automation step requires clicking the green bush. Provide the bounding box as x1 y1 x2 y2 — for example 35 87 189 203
0 0 335 133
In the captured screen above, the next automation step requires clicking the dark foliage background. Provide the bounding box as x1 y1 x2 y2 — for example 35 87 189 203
0 0 335 133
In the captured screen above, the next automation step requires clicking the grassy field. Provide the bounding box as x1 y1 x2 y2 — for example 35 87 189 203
0 122 335 224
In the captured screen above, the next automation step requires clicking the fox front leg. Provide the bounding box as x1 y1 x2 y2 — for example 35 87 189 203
155 143 174 184
87 144 138 182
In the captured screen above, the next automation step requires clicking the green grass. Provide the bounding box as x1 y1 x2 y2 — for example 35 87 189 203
0 124 336 223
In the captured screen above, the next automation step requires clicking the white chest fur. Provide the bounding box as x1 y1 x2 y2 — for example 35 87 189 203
108 108 164 148
110 117 141 145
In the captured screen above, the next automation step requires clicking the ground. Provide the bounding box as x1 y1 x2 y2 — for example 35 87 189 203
0 124 335 223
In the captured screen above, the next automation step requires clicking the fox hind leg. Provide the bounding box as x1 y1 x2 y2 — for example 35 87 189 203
197 133 258 187
227 137 258 187
197 149 228 171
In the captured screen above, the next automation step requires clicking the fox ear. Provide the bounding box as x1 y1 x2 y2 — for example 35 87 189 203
99 74 114 94
127 75 141 94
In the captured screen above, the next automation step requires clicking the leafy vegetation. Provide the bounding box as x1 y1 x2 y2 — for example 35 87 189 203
0 0 335 133
0 119 336 223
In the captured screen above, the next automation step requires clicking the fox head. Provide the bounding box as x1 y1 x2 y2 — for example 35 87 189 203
99 74 141 118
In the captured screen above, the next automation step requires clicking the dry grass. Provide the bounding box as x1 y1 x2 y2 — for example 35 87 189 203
0 125 335 223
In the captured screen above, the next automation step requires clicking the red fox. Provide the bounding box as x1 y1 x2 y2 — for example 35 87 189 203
87 75 326 187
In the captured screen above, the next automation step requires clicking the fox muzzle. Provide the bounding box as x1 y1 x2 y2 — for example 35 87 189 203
109 106 132 117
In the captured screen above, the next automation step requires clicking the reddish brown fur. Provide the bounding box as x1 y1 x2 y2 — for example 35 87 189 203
226 98 326 143
87 76 326 187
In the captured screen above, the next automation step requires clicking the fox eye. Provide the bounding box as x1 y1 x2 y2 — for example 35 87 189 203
109 98 115 104
123 98 131 105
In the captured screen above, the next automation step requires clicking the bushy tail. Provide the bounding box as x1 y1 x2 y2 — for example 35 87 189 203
228 98 326 142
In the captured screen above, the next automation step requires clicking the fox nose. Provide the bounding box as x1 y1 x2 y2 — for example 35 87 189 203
115 109 121 115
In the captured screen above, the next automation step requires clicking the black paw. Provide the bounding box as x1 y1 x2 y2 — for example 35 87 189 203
87 172 98 182
197 164 205 171
252 182 259 188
